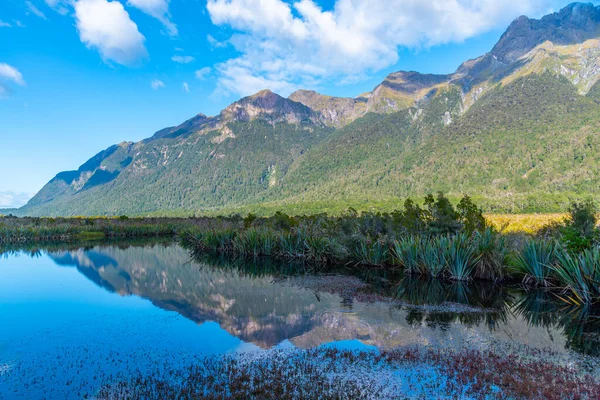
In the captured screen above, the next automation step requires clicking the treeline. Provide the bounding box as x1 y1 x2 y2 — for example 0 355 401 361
0 216 237 243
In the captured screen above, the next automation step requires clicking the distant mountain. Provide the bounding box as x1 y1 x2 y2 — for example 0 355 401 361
16 3 600 216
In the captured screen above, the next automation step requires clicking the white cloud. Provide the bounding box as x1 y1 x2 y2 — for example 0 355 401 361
45 0 71 15
127 0 177 36
26 1 48 19
0 20 11 28
207 0 556 97
182 82 189 92
14 20 26 28
207 34 227 48
0 63 25 98
151 79 165 90
75 0 148 66
0 63 26 86
172 55 195 64
194 67 212 80
0 191 33 209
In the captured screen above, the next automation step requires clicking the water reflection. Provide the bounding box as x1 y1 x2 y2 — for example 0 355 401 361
7 240 600 356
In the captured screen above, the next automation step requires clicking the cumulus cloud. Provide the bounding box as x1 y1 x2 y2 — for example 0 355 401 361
151 79 165 90
207 0 556 97
0 20 11 28
75 0 148 66
194 67 212 80
0 191 33 209
182 82 189 92
127 0 178 36
26 1 48 19
172 55 195 64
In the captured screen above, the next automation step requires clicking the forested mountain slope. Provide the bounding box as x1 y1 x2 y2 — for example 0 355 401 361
15 3 600 216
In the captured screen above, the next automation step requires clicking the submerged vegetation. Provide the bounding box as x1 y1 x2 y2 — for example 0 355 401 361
96 347 600 400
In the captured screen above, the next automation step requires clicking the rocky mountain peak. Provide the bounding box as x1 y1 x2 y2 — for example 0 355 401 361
219 89 320 125
380 71 450 94
492 2 600 63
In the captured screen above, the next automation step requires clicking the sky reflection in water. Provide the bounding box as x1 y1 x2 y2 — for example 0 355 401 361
0 241 598 398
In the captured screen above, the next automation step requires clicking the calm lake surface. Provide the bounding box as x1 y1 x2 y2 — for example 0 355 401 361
1 240 599 398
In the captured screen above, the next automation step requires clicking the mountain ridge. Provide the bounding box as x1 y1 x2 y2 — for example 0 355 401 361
13 2 600 217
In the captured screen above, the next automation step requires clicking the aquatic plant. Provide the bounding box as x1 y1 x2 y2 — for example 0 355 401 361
445 234 478 281
233 228 275 257
95 347 600 400
552 248 600 306
391 236 421 274
420 236 449 278
278 231 306 258
473 227 509 281
511 240 556 287
352 240 389 266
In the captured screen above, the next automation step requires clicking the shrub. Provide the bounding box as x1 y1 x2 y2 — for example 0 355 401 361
425 192 462 235
457 195 486 234
391 236 420 274
353 239 389 267
560 200 598 252
445 233 478 281
419 236 448 278
512 240 556 287
473 227 509 281
552 248 600 306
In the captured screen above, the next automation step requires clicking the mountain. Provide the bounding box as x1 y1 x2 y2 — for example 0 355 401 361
16 3 600 216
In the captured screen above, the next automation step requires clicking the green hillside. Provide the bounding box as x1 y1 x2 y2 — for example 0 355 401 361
15 3 600 216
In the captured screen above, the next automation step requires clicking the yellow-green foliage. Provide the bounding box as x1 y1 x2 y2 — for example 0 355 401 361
485 214 566 234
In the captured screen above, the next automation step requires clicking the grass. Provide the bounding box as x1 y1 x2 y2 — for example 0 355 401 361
486 213 567 234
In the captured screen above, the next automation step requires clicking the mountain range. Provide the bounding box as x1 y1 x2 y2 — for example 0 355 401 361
13 3 600 216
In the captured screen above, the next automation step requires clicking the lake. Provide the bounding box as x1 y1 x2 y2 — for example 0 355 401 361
1 240 599 398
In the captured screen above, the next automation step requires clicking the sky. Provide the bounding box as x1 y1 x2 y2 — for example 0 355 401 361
0 0 591 208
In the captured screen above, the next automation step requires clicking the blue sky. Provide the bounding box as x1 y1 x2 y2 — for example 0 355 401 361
0 0 589 207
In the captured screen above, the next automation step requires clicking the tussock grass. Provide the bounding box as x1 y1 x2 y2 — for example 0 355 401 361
486 213 566 234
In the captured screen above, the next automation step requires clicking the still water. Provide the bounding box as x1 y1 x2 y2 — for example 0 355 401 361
0 240 598 398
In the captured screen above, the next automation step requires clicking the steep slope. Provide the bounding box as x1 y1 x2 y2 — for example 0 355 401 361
491 2 600 64
16 2 600 216
270 72 600 213
21 91 332 216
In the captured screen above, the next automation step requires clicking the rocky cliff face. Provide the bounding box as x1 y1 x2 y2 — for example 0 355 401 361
288 90 368 128
492 3 600 63
220 89 320 126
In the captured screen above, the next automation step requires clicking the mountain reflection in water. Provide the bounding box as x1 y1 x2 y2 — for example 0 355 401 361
42 241 600 356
